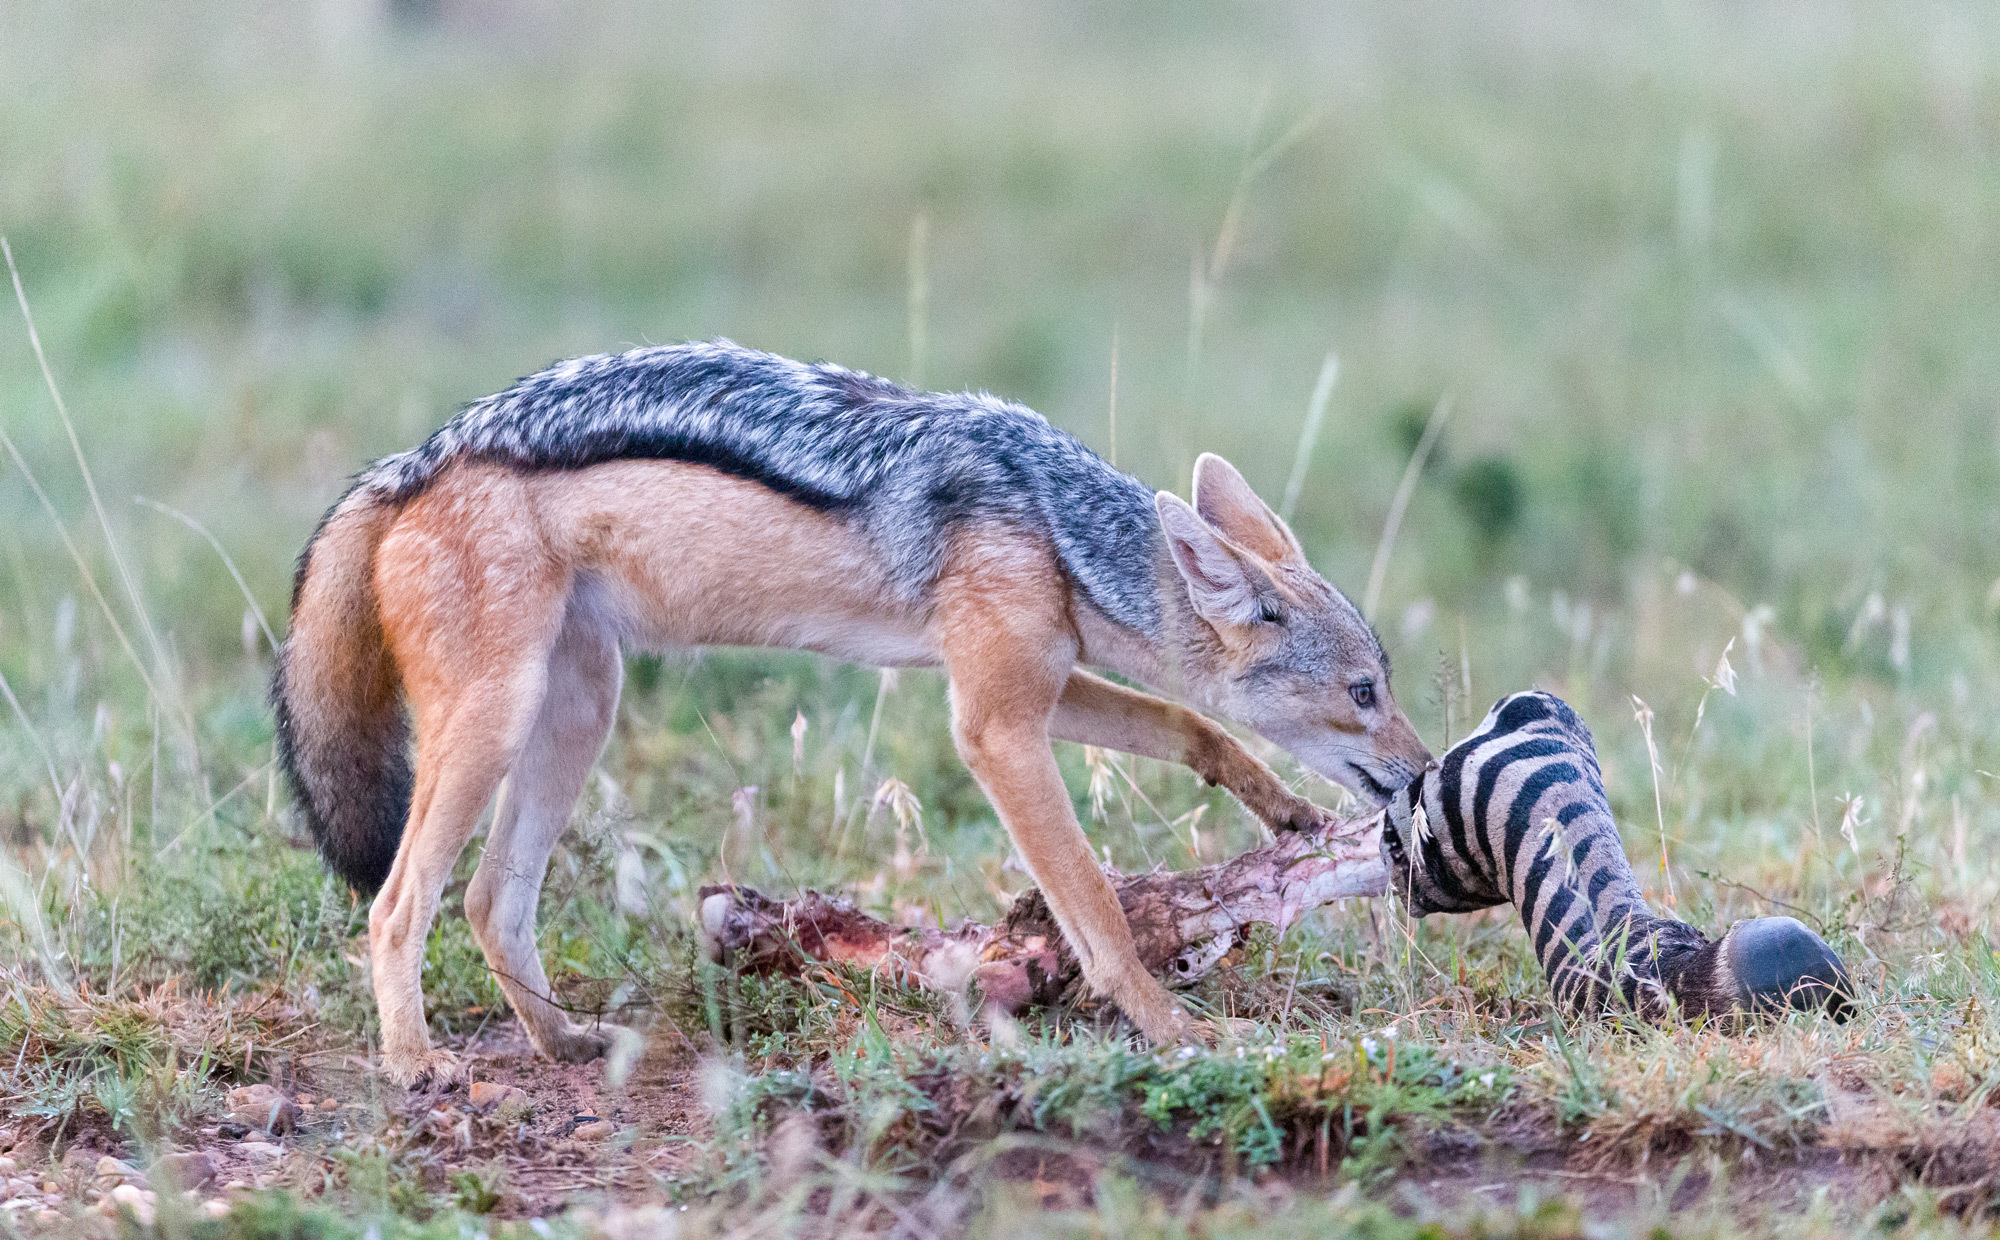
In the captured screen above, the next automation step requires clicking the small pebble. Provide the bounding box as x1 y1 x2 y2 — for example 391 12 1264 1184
319 1098 339 1111
62 1147 103 1171
0 1156 15 1175
468 1081 529 1112
203 1199 232 1219
236 1141 283 1162
226 1084 301 1134
106 1184 156 1226
572 1120 615 1141
94 1156 143 1185
155 1151 218 1189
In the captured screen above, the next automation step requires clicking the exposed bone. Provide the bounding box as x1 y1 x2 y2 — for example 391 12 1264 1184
697 811 1387 1016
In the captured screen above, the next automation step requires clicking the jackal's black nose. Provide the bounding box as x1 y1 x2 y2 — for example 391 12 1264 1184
1725 916 1854 1021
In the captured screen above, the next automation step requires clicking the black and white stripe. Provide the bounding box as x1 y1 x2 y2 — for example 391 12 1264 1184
1383 691 1853 1019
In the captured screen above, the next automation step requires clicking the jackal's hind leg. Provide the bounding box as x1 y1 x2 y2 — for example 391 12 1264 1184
465 602 624 1064
369 508 570 1089
1051 670 1335 834
370 668 554 1089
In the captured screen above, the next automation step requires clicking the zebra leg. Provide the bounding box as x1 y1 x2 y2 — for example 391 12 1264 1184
1380 764 1509 917
1385 691 1853 1021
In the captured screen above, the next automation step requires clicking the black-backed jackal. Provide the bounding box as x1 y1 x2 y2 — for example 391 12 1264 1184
275 341 1430 1086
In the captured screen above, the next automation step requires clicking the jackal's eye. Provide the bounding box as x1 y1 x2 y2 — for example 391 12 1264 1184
1257 599 1283 625
1349 682 1375 709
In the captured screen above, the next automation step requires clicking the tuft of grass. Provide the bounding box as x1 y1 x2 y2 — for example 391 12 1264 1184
0 980 314 1150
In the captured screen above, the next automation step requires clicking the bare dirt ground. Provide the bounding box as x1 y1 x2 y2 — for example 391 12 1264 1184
1397 1126 1888 1227
119 1020 1909 1227
293 1023 711 1216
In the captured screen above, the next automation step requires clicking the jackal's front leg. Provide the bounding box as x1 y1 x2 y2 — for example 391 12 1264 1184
938 579 1190 1044
1051 670 1335 834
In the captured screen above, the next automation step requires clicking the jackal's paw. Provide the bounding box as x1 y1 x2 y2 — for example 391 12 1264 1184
1185 1016 1258 1044
383 1046 467 1091
537 1021 621 1065
1116 987 1195 1048
1275 797 1342 835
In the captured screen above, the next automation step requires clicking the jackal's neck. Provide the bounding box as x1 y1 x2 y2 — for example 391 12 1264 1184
1076 558 1234 715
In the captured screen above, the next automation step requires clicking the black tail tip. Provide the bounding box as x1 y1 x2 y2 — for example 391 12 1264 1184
1725 916 1856 1021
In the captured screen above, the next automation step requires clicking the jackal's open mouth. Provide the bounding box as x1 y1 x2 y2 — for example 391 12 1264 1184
1349 763 1394 804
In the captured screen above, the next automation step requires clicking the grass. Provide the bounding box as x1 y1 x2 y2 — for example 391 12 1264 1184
5 0 2000 1234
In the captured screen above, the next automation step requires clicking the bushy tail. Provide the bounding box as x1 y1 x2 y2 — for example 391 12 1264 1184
272 490 409 894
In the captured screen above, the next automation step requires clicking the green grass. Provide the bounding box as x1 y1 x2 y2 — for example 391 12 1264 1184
5 0 2000 1235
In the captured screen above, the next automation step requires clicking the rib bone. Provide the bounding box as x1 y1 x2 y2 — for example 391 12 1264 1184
698 812 1387 1015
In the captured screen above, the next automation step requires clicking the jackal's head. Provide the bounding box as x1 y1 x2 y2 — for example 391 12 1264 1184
1156 454 1430 805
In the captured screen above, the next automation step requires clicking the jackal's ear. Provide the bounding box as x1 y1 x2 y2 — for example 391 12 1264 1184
1156 492 1268 628
1191 453 1305 565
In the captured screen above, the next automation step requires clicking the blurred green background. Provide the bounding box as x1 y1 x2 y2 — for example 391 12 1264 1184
3 0 1999 936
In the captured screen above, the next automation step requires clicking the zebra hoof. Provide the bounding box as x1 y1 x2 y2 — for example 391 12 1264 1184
1725 916 1854 1020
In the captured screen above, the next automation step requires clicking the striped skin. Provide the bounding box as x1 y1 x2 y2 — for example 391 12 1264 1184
1384 691 1781 1019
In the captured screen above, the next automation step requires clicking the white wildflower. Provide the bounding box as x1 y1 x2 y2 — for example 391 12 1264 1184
873 777 928 877
1506 575 1531 612
1837 793 1866 857
1083 746 1116 823
1846 592 1886 653
1709 636 1738 696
